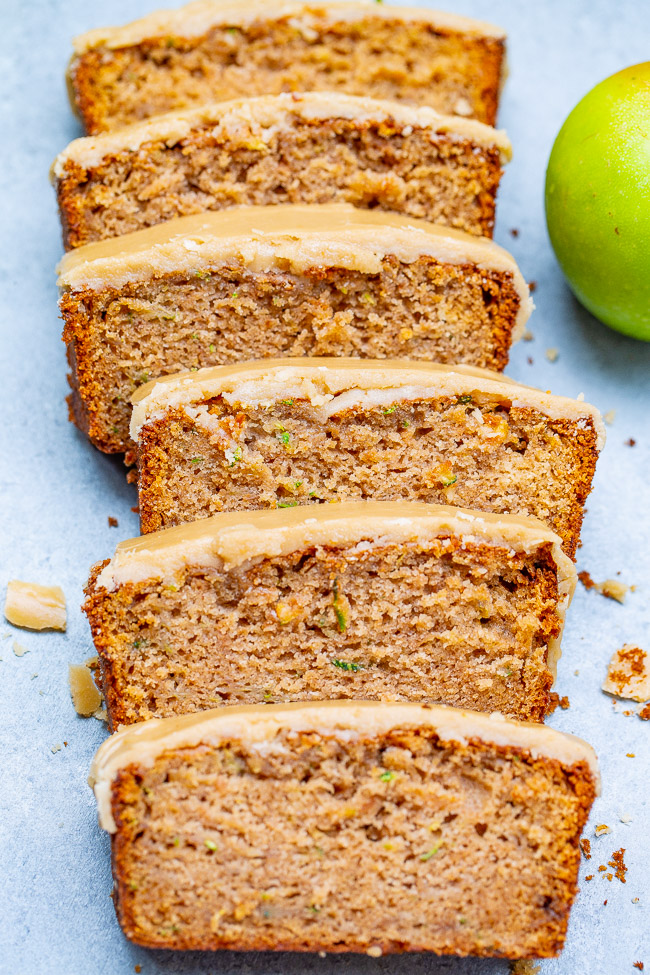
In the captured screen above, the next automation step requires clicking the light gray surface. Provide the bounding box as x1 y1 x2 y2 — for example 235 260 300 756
0 1 648 973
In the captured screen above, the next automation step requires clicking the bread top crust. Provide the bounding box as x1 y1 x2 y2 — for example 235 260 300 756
71 0 506 56
51 90 512 179
90 699 600 833
56 204 530 331
129 356 606 449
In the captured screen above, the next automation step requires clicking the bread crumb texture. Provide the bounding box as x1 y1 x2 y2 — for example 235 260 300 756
69 13 504 133
136 395 599 558
109 727 595 955
85 533 564 726
602 645 650 703
4 580 67 631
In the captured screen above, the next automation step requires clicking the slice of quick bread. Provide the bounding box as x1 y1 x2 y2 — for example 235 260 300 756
51 91 511 250
57 204 531 453
89 700 599 955
131 358 604 557
68 1 506 134
84 501 575 726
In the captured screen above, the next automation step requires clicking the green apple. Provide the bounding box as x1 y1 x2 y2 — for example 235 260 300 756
545 62 650 341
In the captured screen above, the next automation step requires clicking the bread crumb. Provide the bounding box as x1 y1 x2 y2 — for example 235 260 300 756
579 838 592 859
522 328 534 341
366 946 382 958
558 695 570 709
608 848 627 883
509 228 520 238
626 753 636 757
619 812 632 824
509 962 541 975
626 438 636 447
585 874 593 881
603 409 616 425
527 356 534 365
51 743 62 754
602 645 650 703
595 824 611 837
4 580 66 631
545 347 559 362
638 703 650 721
597 579 631 603
578 572 631 602
69 662 103 717
131 505 140 514
108 516 119 528
13 641 29 657
528 281 537 293
633 963 643 971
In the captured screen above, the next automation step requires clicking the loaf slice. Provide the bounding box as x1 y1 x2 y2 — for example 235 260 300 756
84 500 575 726
51 91 511 250
132 358 604 558
90 700 599 955
68 0 506 134
58 203 531 453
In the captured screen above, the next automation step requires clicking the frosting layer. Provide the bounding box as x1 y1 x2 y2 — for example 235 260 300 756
129 357 606 450
72 1 506 55
90 699 600 832
52 91 511 178
57 202 528 303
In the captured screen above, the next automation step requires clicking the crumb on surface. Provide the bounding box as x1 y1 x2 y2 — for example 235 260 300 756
51 743 62 754
108 516 119 527
638 704 650 721
633 963 644 971
603 645 650 703
13 641 29 657
578 571 631 603
528 281 537 293
608 848 627 883
585 874 593 881
626 438 636 447
603 409 616 425
522 328 534 341
527 356 534 365
509 961 541 975
619 812 632 824
580 838 592 860
69 662 103 717
4 580 66 631
559 695 570 710
509 228 520 238
545 347 559 362
595 824 611 837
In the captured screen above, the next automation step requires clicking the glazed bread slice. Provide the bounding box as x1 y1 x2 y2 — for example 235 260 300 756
68 0 506 134
51 91 511 250
90 700 599 956
131 358 604 558
84 501 575 726
58 204 531 453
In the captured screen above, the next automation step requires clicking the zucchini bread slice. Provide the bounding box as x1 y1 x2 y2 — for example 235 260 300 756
51 91 511 250
68 0 506 134
58 203 531 453
84 500 575 726
89 700 599 956
131 358 605 557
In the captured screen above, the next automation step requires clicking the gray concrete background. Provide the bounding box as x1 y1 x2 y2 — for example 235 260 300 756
0 1 648 973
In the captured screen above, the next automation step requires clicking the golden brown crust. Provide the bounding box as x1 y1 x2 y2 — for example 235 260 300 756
108 736 596 955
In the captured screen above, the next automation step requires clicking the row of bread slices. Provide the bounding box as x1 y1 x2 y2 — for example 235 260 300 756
57 0 600 959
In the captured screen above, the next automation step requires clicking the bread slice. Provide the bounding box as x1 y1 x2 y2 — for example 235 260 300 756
58 203 531 453
84 500 575 726
51 91 511 250
89 699 599 956
68 1 506 134
131 358 604 558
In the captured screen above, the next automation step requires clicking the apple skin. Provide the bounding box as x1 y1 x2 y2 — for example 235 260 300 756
545 62 650 341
